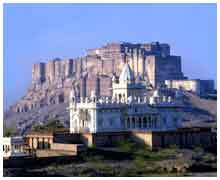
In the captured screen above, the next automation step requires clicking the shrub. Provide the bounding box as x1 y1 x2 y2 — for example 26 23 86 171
115 139 135 152
133 155 146 169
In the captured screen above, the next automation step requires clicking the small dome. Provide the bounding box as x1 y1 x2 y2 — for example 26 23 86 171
119 63 135 83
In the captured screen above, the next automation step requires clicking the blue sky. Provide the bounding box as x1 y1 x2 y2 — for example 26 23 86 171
4 3 217 109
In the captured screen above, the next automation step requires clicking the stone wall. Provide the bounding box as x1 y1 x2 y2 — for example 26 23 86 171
51 143 84 153
78 128 216 149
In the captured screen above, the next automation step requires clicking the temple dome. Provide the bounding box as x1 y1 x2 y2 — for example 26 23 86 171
119 63 135 83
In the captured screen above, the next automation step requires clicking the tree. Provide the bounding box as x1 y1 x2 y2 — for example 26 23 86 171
32 118 65 132
3 124 16 137
45 118 64 131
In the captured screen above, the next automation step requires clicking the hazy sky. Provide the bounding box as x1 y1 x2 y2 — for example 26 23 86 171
4 3 217 109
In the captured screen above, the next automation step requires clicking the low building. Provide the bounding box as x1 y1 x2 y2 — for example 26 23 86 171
165 79 214 96
3 137 30 159
25 131 53 150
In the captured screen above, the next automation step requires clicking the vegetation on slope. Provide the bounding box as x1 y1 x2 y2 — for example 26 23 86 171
32 118 66 132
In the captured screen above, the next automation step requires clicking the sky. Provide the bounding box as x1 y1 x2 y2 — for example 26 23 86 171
3 3 217 109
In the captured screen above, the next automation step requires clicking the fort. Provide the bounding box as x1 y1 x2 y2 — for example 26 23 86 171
10 42 187 113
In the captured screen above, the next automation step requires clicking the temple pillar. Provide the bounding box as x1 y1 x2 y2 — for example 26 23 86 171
33 137 38 149
49 138 53 149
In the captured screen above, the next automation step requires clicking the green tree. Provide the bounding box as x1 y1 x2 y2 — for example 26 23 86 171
3 124 16 137
33 118 65 132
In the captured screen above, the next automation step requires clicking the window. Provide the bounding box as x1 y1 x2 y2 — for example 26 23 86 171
119 94 122 99
143 117 147 128
132 117 135 128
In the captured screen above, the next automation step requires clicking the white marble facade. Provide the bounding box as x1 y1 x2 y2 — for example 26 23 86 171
69 63 183 133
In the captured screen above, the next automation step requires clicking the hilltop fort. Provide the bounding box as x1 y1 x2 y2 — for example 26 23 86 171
4 42 215 135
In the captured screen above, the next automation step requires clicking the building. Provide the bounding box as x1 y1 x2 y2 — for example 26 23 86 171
3 137 30 159
24 131 54 150
68 63 216 149
165 79 214 96
69 63 184 134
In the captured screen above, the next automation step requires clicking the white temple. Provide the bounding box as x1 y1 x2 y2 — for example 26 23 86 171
69 63 184 133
